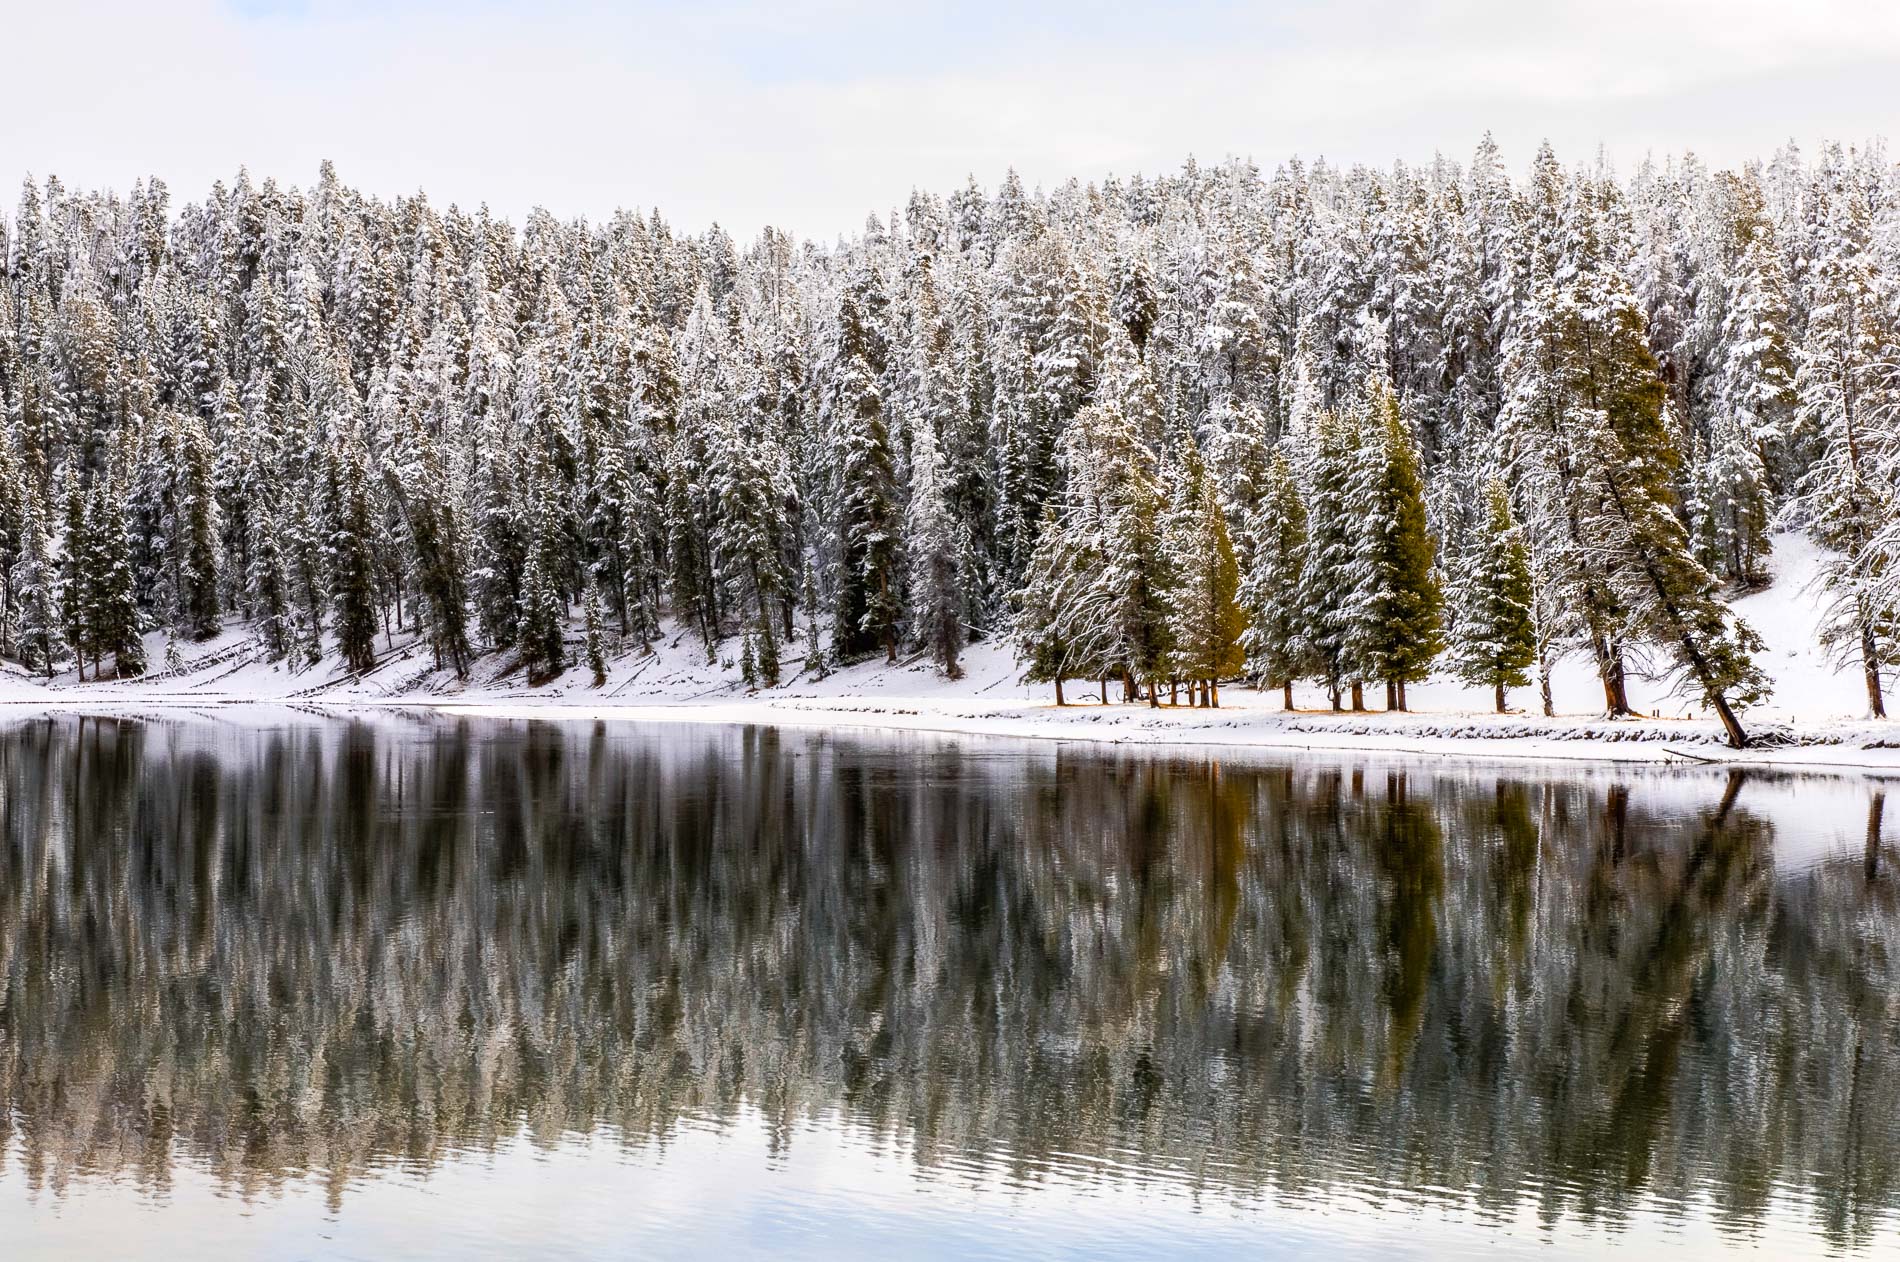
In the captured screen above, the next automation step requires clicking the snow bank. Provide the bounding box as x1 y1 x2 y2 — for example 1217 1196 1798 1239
0 533 1893 774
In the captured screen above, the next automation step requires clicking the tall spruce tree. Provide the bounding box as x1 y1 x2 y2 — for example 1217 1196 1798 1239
10 489 64 676
175 413 222 639
827 281 902 663
324 438 382 674
1446 478 1536 712
1239 450 1311 710
1347 379 1443 710
905 417 965 678
1791 172 1898 719
84 475 145 678
1297 408 1363 710
1161 447 1245 706
518 464 568 683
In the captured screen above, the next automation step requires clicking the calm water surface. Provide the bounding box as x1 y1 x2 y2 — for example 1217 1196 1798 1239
0 713 1896 1258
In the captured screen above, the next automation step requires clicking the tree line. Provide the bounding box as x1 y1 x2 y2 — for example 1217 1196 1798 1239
0 138 1896 745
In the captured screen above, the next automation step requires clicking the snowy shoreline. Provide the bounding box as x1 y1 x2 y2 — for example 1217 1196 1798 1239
4 532 1893 774
4 646 1896 776
3 690 1897 776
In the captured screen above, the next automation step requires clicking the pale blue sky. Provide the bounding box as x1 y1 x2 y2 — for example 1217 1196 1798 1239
5 0 1898 236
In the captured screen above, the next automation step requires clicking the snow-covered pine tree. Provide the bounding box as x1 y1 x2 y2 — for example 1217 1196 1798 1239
1013 505 1101 706
518 464 568 684
905 413 964 678
84 472 145 678
472 432 528 650
1445 478 1536 712
57 468 90 679
1551 190 1771 745
1060 395 1168 703
0 442 24 654
709 356 793 686
1696 177 1796 586
583 575 608 687
1239 451 1311 709
1296 407 1363 710
1160 444 1244 707
324 436 381 674
9 486 64 676
826 277 902 664
387 412 471 677
1497 163 1637 718
174 412 222 639
1789 170 1898 719
247 502 294 660
1347 378 1443 710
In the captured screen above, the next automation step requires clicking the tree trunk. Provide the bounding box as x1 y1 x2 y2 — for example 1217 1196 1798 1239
1863 621 1887 719
1330 683 1342 712
1100 677 1109 705
1398 679 1409 711
1350 682 1365 712
1495 680 1507 714
1608 651 1633 716
1385 679 1398 711
1171 678 1179 706
1709 688 1749 749
1595 636 1634 716
1054 677 1065 706
1282 680 1294 711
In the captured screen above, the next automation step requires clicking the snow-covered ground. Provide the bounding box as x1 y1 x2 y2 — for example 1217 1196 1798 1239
0 532 1894 773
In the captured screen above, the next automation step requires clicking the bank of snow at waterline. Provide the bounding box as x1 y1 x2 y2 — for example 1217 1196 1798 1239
0 533 1892 770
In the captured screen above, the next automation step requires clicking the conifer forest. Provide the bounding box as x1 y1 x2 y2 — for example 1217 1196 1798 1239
2 139 1897 748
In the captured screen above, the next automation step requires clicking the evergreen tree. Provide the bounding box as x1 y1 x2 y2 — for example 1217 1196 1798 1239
1446 478 1536 712
0 442 26 655
827 282 901 663
247 503 294 660
325 439 381 674
472 439 527 650
518 467 568 683
905 417 964 678
1014 505 1101 705
10 489 65 676
84 475 145 678
1297 409 1362 709
1790 172 1898 719
1698 185 1795 585
1240 451 1311 709
388 417 472 677
175 413 222 639
583 576 608 687
1348 379 1443 710
1160 449 1245 707
58 469 90 679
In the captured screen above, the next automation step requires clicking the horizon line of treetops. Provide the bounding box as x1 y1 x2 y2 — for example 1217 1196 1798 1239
0 137 1897 747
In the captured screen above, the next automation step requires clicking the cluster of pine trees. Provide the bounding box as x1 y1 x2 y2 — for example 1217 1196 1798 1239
0 138 1896 745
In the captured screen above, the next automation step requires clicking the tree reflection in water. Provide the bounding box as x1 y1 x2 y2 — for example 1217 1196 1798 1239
0 714 1895 1251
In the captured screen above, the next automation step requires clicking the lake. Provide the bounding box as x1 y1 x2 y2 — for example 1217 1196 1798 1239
0 712 1895 1258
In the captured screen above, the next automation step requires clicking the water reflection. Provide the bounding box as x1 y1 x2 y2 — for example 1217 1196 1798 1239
0 714 1896 1253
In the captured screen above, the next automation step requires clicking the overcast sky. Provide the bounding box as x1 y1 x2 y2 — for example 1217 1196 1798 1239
5 0 1898 239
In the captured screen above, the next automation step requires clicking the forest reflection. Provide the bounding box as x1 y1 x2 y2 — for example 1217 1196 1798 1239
0 715 1895 1252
